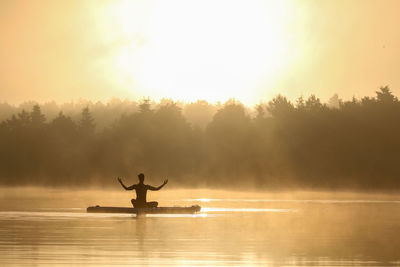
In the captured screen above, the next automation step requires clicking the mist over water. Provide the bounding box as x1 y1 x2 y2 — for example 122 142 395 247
1 187 400 266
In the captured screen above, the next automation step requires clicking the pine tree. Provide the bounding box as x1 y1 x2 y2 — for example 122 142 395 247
79 107 95 135
139 98 152 113
30 105 46 127
17 110 31 128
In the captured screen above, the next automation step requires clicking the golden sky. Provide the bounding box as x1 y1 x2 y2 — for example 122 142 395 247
1 0 399 106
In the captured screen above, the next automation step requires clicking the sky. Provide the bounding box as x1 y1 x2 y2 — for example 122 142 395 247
1 0 399 106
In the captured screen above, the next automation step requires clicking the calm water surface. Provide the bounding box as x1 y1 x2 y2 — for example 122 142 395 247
1 188 400 266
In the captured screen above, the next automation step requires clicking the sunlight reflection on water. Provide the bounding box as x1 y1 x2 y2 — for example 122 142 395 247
186 198 400 204
201 207 296 212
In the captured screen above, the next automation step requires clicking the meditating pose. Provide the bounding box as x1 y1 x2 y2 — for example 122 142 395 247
117 173 168 208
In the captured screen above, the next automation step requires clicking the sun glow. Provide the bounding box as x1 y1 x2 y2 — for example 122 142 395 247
103 0 298 105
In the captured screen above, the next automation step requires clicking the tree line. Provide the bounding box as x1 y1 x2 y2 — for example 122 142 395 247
0 87 399 190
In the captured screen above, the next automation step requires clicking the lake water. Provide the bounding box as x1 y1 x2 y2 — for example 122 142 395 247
1 187 400 266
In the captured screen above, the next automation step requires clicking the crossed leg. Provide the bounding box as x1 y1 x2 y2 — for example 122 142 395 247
146 201 158 208
131 199 158 208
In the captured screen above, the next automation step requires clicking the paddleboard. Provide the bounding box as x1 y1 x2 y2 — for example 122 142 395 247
87 205 201 214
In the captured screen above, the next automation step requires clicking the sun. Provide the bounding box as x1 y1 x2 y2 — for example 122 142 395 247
105 0 297 105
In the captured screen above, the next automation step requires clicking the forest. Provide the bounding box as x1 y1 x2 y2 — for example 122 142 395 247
0 86 399 190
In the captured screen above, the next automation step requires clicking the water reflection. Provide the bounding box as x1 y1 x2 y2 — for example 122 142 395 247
202 207 296 212
187 198 400 204
1 188 400 266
